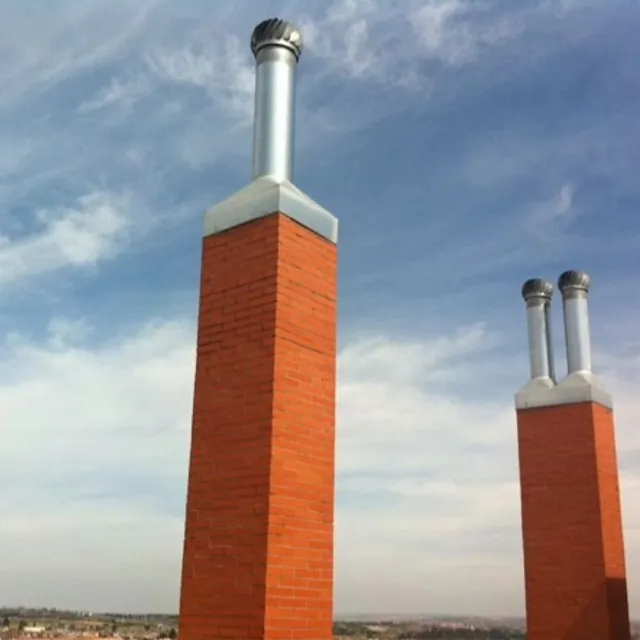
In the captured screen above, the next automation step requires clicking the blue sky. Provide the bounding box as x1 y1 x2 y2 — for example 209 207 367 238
0 0 639 619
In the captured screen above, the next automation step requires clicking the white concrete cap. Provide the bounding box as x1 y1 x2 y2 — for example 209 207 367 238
515 370 612 410
203 176 338 243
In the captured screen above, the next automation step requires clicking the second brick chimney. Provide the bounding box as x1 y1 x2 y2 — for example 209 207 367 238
515 271 631 640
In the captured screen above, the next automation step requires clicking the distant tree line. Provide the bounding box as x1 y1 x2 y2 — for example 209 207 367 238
333 621 368 636
332 621 525 639
398 629 525 639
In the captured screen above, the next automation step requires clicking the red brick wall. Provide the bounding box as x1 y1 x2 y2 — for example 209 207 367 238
179 213 337 640
517 401 630 640
592 403 631 640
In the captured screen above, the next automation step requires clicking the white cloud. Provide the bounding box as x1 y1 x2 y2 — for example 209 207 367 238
523 183 578 239
78 76 149 114
0 317 195 610
335 327 523 614
298 0 523 86
301 0 380 79
145 37 255 124
555 183 575 215
0 138 34 178
0 191 131 288
541 182 575 220
410 0 472 62
0 0 607 219
0 1 161 108
46 317 94 349
409 0 522 66
0 318 637 615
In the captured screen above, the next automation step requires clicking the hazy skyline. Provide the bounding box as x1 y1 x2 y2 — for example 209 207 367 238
0 0 639 618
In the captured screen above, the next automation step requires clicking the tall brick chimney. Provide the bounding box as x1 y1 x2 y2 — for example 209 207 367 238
178 18 338 640
515 272 631 640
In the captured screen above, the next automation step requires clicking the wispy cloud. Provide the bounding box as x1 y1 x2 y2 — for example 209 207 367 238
78 76 150 113
0 191 131 288
409 0 522 65
298 0 529 87
523 182 577 238
301 0 380 80
145 37 255 124
0 1 161 107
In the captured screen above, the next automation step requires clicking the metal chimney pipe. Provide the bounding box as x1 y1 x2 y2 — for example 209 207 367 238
558 270 592 374
250 18 303 183
521 279 555 381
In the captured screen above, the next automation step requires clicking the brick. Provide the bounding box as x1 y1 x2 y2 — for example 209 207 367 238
179 213 337 640
516 401 631 640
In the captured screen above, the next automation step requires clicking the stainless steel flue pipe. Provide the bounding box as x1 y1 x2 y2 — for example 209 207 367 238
250 18 303 183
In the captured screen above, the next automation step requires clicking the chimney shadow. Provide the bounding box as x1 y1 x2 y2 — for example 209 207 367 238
536 576 631 640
